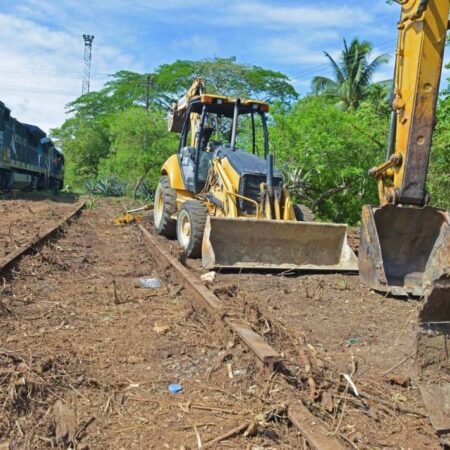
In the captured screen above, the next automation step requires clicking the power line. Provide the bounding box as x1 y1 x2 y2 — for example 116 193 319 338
0 84 79 96
0 65 110 77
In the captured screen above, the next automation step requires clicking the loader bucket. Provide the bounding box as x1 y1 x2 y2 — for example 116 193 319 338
359 205 450 296
202 216 358 271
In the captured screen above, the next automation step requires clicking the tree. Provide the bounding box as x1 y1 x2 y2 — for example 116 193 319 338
51 118 109 188
270 95 389 224
52 57 297 190
311 38 390 109
98 107 177 188
428 84 450 210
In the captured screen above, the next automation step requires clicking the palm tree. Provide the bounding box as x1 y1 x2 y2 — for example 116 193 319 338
312 38 390 109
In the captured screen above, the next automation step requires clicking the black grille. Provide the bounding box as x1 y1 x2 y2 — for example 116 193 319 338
239 174 282 214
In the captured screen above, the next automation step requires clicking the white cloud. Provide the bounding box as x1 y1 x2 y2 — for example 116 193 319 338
169 34 219 57
257 32 341 65
0 0 408 130
223 1 372 28
0 9 139 132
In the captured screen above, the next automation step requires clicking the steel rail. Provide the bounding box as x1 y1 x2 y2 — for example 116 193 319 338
0 201 86 274
138 222 346 450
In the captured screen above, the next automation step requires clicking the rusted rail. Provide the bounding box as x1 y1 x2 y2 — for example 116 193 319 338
138 223 281 369
0 201 86 273
288 404 346 450
138 223 347 449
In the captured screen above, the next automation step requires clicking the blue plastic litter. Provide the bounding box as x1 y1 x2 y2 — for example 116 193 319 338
168 383 183 394
346 337 359 345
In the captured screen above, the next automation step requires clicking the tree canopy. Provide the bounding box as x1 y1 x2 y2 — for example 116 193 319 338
311 38 390 109
51 48 450 224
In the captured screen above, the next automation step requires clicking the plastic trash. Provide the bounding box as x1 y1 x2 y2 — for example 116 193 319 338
200 271 216 283
346 337 359 346
137 277 162 288
168 383 183 394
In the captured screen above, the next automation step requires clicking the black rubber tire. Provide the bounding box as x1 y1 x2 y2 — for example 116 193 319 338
293 204 315 222
176 200 208 258
154 176 177 237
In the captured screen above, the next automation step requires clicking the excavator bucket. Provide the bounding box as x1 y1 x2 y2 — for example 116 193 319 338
360 205 450 441
359 205 450 296
416 275 450 444
202 216 358 271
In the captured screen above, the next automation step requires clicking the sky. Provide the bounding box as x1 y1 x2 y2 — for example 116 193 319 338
0 0 421 132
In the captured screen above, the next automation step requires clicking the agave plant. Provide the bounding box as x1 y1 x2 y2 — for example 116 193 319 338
85 178 128 197
134 179 154 201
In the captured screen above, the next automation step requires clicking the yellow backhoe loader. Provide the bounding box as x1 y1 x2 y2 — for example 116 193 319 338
359 0 450 439
154 79 357 271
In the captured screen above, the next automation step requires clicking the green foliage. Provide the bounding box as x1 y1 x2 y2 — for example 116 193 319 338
84 198 98 210
51 118 109 188
51 57 297 191
428 93 450 209
51 50 450 225
271 96 389 224
98 107 177 187
85 179 127 197
426 43 450 209
154 57 298 106
312 38 390 109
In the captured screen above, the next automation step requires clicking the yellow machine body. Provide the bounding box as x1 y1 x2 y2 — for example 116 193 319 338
360 1 450 436
157 82 357 272
161 150 357 271
360 0 450 296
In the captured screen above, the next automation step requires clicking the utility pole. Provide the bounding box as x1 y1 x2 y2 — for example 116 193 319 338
145 75 151 112
82 34 94 95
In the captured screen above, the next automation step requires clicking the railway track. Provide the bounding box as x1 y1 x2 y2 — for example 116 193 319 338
0 200 85 275
0 199 433 448
138 222 346 450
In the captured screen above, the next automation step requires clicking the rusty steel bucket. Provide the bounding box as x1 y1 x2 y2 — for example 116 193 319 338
359 205 450 297
416 275 450 443
360 205 450 441
201 216 358 271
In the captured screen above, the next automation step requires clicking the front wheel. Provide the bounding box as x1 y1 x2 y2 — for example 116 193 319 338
154 176 177 237
176 200 208 258
294 204 315 222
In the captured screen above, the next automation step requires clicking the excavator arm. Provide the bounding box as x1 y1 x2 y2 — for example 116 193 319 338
360 1 450 439
360 0 450 296
370 0 449 206
168 77 205 146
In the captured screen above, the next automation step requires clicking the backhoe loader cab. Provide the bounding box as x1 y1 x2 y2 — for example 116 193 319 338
176 95 274 196
154 85 357 272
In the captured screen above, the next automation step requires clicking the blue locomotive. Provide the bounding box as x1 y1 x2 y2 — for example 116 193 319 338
0 101 64 191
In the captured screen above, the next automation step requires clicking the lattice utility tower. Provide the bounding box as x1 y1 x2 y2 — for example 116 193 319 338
82 34 94 95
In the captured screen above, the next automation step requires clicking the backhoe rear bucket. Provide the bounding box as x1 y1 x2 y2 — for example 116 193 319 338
416 275 450 443
359 205 450 297
202 216 358 271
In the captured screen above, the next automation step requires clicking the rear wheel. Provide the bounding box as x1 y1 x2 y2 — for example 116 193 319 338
154 176 177 237
294 204 315 222
177 200 208 258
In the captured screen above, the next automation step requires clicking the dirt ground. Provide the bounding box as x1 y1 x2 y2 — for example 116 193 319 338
0 192 79 261
0 195 442 449
0 197 305 449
